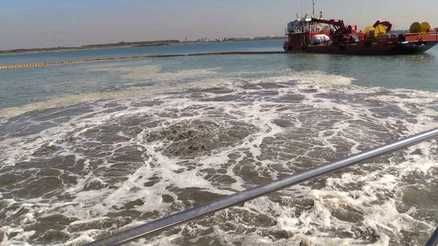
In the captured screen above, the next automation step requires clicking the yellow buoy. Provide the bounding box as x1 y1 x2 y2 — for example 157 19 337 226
409 22 422 33
420 22 431 33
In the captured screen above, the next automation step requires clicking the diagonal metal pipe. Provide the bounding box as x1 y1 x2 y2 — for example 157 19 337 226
87 128 438 246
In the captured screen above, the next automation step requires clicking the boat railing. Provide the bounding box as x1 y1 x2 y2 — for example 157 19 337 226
87 128 438 246
405 32 438 42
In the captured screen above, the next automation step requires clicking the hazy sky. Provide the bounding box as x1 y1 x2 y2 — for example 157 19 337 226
1 0 438 49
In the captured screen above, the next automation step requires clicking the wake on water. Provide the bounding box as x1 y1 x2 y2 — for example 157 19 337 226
0 67 437 246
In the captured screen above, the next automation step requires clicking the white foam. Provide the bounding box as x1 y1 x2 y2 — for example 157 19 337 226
1 68 437 245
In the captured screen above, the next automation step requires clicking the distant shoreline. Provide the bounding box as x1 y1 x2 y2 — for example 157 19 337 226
0 36 285 55
0 40 180 55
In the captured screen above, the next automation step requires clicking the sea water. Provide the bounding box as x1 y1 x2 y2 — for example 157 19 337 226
0 39 437 245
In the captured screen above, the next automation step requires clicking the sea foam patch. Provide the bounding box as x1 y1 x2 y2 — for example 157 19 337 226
0 70 437 245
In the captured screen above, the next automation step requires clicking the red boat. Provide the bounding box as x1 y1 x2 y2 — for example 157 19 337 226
284 17 438 55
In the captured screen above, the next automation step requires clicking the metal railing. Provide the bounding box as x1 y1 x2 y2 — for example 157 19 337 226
87 128 438 246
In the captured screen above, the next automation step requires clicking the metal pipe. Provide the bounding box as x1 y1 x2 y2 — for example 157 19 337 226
87 128 438 246
426 227 438 246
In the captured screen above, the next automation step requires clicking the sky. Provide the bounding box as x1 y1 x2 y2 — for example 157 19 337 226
1 0 438 50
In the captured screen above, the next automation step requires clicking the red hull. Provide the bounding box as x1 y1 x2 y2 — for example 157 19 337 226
285 41 438 55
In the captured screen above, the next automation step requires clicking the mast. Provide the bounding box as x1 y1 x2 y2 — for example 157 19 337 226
312 0 316 17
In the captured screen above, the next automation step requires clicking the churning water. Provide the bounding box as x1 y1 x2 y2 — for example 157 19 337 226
0 40 437 245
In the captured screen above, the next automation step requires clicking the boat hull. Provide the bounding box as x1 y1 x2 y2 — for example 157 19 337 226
285 41 438 55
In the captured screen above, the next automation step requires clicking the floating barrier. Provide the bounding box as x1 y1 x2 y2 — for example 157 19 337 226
0 63 49 70
0 51 285 71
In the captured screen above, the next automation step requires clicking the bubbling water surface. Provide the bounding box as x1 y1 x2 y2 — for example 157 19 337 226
0 69 437 246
